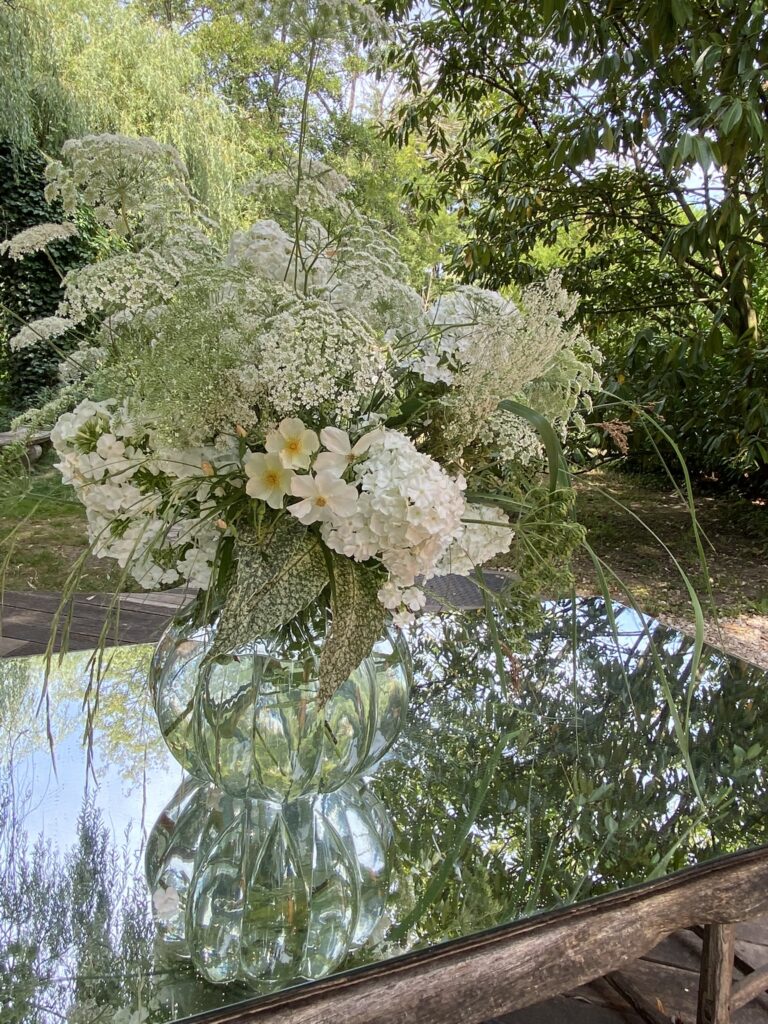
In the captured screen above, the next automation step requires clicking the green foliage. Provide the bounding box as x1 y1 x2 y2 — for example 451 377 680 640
0 0 266 234
373 600 768 944
377 0 768 489
0 144 88 413
328 117 463 285
319 553 385 706
208 517 329 660
0 785 156 1024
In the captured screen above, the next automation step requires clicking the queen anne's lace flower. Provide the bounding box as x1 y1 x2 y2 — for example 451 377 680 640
0 222 77 259
44 134 191 236
9 315 77 351
247 301 392 421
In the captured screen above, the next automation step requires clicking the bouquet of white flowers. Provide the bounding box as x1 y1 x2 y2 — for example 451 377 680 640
8 133 600 702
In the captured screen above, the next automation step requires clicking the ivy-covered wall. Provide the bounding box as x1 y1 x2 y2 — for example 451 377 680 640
0 143 86 422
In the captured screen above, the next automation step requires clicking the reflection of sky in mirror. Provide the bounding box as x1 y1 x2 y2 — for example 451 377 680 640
2 646 185 857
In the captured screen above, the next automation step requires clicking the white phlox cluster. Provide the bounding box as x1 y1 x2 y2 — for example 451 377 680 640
51 400 228 590
317 429 467 625
433 503 514 578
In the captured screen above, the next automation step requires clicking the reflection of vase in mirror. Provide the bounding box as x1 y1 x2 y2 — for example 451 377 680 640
145 778 393 989
150 612 411 801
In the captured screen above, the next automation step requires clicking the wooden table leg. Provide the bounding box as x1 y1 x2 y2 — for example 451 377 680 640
697 923 735 1024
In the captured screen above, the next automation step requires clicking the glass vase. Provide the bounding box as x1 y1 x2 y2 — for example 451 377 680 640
149 603 411 801
145 779 393 989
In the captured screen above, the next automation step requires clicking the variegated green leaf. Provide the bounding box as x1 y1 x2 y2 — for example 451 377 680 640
208 517 328 660
317 555 385 708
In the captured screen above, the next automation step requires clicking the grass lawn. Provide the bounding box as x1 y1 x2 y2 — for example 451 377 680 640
0 451 130 592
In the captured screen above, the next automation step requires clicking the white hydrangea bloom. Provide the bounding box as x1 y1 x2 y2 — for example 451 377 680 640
324 224 425 342
433 504 514 577
320 429 466 618
58 341 107 385
227 219 331 291
0 222 77 259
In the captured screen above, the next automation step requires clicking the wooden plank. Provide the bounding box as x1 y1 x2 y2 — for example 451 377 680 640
604 973 674 1024
491 993 643 1023
583 976 652 1017
642 931 703 974
0 593 173 646
180 849 768 1024
698 924 735 1024
610 957 768 1024
0 635 27 656
0 612 164 645
0 429 50 446
732 966 768 1011
1 591 172 622
737 924 768 949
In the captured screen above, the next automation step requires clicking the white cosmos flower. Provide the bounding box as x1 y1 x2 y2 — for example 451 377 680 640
265 417 319 470
243 451 294 508
289 470 359 525
315 426 382 476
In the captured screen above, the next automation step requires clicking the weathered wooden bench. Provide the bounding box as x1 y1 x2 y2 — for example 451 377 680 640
0 427 51 465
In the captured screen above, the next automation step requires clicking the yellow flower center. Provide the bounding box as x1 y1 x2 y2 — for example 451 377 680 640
286 439 300 453
265 472 279 487
315 496 328 507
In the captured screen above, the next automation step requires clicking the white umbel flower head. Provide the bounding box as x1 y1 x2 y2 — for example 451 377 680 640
9 316 77 351
289 470 359 525
243 451 294 509
265 417 320 470
0 222 77 260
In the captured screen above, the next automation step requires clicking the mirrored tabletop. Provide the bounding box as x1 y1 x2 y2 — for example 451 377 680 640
2 598 768 1023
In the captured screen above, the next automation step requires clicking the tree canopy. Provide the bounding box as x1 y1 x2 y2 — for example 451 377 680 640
377 0 768 487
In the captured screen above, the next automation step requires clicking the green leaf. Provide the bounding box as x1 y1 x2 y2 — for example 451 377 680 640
317 555 385 708
721 99 743 135
208 517 328 660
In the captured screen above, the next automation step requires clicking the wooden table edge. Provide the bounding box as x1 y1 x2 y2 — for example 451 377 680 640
172 845 768 1024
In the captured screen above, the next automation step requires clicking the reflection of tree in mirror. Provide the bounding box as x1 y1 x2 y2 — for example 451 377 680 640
369 599 768 948
0 778 243 1024
0 647 167 791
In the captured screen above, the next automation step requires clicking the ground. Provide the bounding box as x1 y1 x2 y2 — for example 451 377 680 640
571 467 768 669
1 455 766 667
